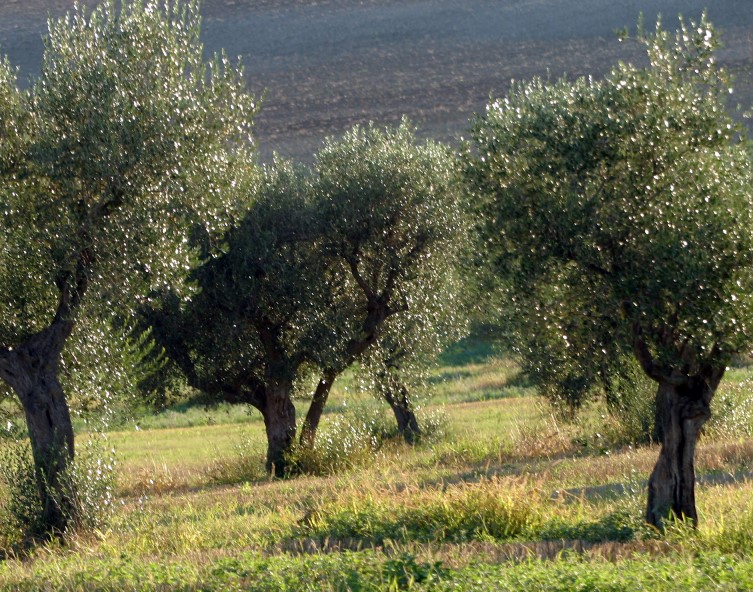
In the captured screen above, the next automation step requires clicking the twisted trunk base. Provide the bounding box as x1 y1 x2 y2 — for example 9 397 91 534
260 381 297 477
646 377 712 530
384 385 420 444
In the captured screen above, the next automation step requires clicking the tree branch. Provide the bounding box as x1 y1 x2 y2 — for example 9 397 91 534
631 321 686 385
345 251 376 303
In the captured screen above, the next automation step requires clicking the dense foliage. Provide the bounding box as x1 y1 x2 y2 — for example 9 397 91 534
311 121 469 444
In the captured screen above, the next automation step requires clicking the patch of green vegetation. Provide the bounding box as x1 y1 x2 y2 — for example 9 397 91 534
130 401 260 431
4 549 753 591
438 335 501 367
298 481 536 545
433 553 753 592
0 342 752 590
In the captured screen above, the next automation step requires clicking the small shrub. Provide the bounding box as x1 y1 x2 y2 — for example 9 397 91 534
0 442 46 544
604 358 657 445
55 436 117 534
413 407 448 444
0 435 116 546
291 405 390 476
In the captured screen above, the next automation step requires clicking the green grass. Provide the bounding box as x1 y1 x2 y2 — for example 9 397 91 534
3 550 753 591
2 349 753 590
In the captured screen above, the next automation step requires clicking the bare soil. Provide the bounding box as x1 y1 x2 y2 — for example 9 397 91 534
1 0 752 161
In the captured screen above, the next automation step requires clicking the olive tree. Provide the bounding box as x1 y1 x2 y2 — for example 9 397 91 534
358 272 468 443
0 0 255 535
298 121 469 447
146 161 342 476
147 121 467 473
467 15 753 528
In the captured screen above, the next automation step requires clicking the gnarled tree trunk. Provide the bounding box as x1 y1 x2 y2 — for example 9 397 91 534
645 375 715 529
631 324 725 530
0 319 75 537
260 379 297 477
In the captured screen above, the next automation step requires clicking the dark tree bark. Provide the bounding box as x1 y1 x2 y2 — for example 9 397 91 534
0 319 75 536
259 380 297 477
645 376 714 529
383 383 421 444
148 306 303 477
632 326 724 530
296 286 396 449
299 369 336 449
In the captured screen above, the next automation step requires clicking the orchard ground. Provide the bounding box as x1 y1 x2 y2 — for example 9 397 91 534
1 344 753 588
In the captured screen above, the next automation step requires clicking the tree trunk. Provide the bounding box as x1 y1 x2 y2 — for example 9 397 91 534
299 370 337 449
261 380 297 477
645 377 713 529
0 320 75 537
384 384 421 444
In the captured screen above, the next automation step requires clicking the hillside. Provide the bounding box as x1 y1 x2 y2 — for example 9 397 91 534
1 0 752 161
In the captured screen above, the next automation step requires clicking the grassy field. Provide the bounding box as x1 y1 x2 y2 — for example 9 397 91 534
1 344 753 590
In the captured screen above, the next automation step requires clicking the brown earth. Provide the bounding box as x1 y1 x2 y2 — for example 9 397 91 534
1 0 752 161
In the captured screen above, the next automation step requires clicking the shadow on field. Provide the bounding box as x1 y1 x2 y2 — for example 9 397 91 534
553 470 753 504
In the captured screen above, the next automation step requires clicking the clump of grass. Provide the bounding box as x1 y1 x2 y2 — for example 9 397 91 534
298 478 538 545
430 435 507 467
204 433 267 486
431 412 571 468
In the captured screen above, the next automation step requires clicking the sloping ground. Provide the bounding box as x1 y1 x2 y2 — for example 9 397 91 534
1 0 752 161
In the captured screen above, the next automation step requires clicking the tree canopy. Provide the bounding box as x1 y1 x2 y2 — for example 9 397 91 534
303 121 469 443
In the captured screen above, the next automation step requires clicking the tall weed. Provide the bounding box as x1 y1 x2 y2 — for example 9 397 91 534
291 404 392 476
205 434 267 485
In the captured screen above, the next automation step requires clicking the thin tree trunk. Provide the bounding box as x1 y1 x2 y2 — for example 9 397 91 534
299 369 337 449
296 298 391 450
646 377 712 529
0 320 75 536
383 384 421 444
261 380 297 477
